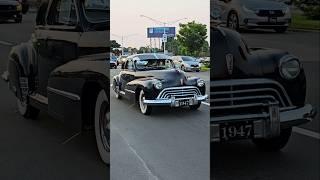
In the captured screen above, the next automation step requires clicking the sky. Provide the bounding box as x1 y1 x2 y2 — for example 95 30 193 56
110 0 210 49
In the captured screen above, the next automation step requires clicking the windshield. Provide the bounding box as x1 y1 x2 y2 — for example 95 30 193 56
135 59 175 71
83 0 109 22
182 56 196 62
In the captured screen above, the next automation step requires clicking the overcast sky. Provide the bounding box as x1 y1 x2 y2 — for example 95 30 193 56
110 0 210 49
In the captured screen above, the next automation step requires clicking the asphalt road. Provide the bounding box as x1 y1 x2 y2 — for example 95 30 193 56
110 69 210 180
211 29 320 180
0 13 108 180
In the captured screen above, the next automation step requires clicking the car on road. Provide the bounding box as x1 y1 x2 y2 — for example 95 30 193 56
0 0 23 23
211 27 316 150
213 0 292 33
112 53 208 115
6 0 110 164
172 56 201 72
110 54 117 69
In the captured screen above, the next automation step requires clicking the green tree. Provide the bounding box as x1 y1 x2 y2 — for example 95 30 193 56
111 40 121 49
177 21 208 56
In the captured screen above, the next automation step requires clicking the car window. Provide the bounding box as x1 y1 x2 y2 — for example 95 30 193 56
47 0 77 26
83 0 109 23
181 56 196 62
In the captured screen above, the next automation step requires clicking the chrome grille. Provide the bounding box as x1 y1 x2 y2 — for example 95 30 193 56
211 79 292 117
157 86 201 99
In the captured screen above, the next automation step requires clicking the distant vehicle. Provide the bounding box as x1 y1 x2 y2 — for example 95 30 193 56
0 0 23 23
213 0 292 33
117 55 128 65
112 53 207 115
110 55 117 69
172 56 200 72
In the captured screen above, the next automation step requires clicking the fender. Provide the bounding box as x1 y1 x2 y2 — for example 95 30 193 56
7 41 37 99
48 56 109 131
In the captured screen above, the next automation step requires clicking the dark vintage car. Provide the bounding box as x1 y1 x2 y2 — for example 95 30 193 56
6 0 110 164
112 53 208 115
0 0 23 23
211 27 316 150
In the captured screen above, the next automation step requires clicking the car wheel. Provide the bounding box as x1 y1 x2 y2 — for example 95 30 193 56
252 127 292 151
227 11 239 31
16 97 39 119
113 79 121 99
139 90 152 115
274 27 287 33
190 102 201 110
94 90 110 164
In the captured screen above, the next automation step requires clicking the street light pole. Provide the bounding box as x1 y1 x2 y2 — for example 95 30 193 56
112 33 138 56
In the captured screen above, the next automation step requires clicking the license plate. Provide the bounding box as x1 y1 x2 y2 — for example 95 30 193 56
220 121 253 141
178 99 189 106
269 17 277 23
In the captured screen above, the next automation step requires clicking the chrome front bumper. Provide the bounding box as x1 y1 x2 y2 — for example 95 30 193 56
144 95 208 107
211 104 316 142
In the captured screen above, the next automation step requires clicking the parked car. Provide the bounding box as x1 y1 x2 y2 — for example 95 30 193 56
112 53 208 115
211 27 316 150
110 55 117 69
6 0 110 164
18 0 29 14
0 0 23 23
213 0 292 33
172 56 201 72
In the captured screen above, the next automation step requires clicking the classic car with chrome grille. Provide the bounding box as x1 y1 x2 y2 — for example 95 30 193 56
6 0 110 164
112 53 208 115
211 27 316 151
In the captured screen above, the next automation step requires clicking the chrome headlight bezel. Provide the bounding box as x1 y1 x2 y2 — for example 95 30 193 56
279 55 301 80
197 79 205 87
153 80 163 90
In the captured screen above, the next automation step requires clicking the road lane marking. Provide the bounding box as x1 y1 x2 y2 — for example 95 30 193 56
113 126 159 180
293 127 320 140
0 40 14 46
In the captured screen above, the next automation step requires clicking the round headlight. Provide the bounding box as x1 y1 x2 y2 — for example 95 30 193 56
279 55 301 80
154 81 163 90
197 79 205 87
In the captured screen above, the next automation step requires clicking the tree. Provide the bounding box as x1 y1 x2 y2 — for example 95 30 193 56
177 21 208 57
111 40 121 49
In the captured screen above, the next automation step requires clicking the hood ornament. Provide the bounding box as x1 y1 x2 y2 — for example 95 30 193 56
226 54 234 75
180 78 184 85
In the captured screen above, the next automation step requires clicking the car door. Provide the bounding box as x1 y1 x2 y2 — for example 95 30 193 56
34 0 80 96
120 58 135 91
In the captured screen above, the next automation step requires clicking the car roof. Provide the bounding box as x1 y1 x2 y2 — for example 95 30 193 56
128 53 170 61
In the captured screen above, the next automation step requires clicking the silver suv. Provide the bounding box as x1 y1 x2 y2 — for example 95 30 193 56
212 0 292 33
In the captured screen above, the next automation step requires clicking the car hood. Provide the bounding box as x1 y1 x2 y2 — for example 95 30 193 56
0 0 19 5
184 61 199 66
212 48 288 80
240 0 287 10
134 69 188 86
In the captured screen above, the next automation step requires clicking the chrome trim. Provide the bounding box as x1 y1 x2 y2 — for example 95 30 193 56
144 95 208 106
47 87 80 101
125 89 135 94
30 93 48 105
210 78 293 105
157 86 202 99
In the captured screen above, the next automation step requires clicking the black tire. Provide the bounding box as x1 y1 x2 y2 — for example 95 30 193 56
113 79 122 99
16 97 39 119
94 90 110 164
138 90 152 115
227 11 239 31
252 128 292 151
274 27 288 33
189 102 201 110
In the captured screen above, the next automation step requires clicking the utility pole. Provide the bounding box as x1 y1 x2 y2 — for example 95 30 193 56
112 33 137 55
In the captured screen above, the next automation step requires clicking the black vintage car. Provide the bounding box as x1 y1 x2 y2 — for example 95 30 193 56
6 0 110 164
0 0 23 23
112 53 208 115
211 27 316 150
